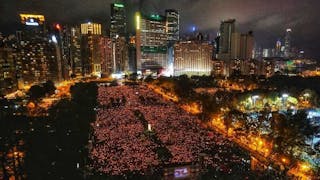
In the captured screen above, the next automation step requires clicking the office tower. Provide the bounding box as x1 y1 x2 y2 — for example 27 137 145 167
81 34 101 76
240 32 254 60
214 35 220 58
99 36 113 76
110 3 127 39
80 22 102 76
135 12 168 74
128 36 137 72
218 19 235 60
284 28 292 58
275 39 282 57
111 37 128 73
231 32 241 59
70 26 82 77
165 9 179 42
0 48 17 94
17 14 59 85
218 19 235 77
174 41 213 76
99 36 128 76
230 31 254 60
52 24 72 80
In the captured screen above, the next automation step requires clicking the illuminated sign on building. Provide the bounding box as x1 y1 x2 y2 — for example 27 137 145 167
80 22 102 35
136 13 140 30
20 14 45 26
114 3 124 8
174 168 189 178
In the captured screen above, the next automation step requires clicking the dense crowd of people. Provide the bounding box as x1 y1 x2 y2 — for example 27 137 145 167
89 84 259 177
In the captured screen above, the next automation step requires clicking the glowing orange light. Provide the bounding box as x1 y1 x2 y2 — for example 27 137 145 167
282 158 287 163
27 102 36 109
55 24 61 30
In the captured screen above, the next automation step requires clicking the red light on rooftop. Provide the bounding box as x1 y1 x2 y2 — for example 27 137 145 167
55 24 61 30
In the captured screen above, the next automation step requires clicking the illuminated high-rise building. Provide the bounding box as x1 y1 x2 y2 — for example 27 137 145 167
99 36 128 76
135 12 168 73
51 24 72 81
17 14 59 85
110 3 127 39
0 48 18 94
275 39 282 57
284 28 292 58
70 26 82 76
165 9 179 42
112 37 128 73
81 34 101 76
174 41 213 76
99 36 113 76
80 22 102 76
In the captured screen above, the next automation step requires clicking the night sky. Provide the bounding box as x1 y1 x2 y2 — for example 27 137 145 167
1 0 320 59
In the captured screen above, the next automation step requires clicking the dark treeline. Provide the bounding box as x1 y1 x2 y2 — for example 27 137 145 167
25 82 98 180
0 82 98 180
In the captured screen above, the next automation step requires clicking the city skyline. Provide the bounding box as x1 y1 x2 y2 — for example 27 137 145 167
1 1 320 179
1 0 320 59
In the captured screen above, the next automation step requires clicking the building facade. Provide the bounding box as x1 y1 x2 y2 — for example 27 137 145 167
80 22 102 76
70 26 82 77
17 14 59 85
284 28 292 58
110 3 127 39
136 13 168 73
165 9 179 42
218 19 235 60
0 48 18 94
174 41 213 76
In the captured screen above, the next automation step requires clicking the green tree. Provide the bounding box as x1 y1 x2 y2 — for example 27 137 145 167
28 85 45 100
42 80 56 96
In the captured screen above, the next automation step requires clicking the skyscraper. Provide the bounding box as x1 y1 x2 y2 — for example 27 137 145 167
110 3 127 39
231 32 241 59
165 9 179 42
218 19 235 60
99 36 113 76
52 24 71 81
70 26 82 77
0 47 17 94
284 28 292 58
239 32 254 60
135 12 168 73
80 22 102 76
275 39 282 57
17 14 59 85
